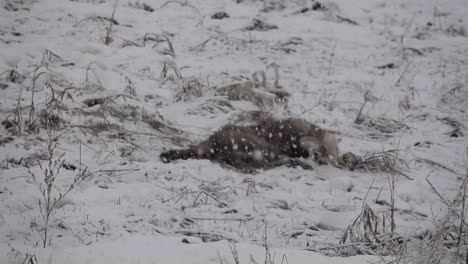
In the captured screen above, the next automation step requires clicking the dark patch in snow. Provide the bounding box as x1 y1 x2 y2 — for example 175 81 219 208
211 11 229 20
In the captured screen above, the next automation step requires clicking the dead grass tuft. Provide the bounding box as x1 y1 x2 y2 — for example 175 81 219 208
186 98 234 116
141 111 185 136
308 205 404 257
73 122 122 135
335 205 404 256
174 77 204 102
356 116 410 138
124 76 137 96
446 24 466 37
216 68 289 108
337 151 411 179
243 18 278 31
440 84 467 109
402 171 468 264
38 110 65 130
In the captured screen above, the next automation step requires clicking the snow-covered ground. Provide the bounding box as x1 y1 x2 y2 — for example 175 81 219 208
1 0 467 263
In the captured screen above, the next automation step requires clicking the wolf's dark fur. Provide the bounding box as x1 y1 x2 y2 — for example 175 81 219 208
160 117 338 172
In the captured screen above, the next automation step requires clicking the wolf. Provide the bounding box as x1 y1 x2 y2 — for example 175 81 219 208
255 117 339 164
160 117 339 173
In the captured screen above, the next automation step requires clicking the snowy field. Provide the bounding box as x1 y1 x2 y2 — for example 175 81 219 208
1 0 467 263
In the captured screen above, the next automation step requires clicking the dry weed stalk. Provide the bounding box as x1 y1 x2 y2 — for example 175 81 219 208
28 130 88 248
133 33 182 80
41 49 65 66
228 243 240 264
44 83 67 111
387 171 396 235
160 0 203 26
28 66 50 132
411 174 468 264
354 91 371 124
161 59 182 80
105 0 119 45
249 222 277 264
399 14 416 45
453 165 468 263
13 88 25 135
189 28 242 52
74 16 119 28
217 243 240 264
328 42 336 76
124 76 136 96
84 62 105 91
353 90 385 127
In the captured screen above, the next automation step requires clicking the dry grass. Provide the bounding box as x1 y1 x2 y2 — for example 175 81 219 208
174 77 204 102
175 231 236 243
185 98 234 116
141 111 187 137
309 205 404 257
390 171 468 264
38 110 65 130
243 18 278 31
78 122 122 132
337 150 411 179
336 205 403 256
216 68 289 109
357 117 410 138
124 76 136 96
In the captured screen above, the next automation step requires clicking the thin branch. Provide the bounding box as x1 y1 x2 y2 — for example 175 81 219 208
105 0 119 45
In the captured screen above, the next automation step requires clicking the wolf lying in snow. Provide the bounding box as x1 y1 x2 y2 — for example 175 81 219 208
160 117 339 173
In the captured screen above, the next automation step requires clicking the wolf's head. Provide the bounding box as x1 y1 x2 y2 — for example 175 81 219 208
299 131 339 165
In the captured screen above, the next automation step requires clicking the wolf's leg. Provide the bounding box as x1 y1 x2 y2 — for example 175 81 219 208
160 149 197 163
287 159 314 170
264 159 313 170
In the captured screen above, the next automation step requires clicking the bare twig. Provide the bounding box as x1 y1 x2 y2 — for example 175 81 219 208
455 170 468 259
74 16 120 27
388 171 396 234
354 91 370 124
426 177 450 207
105 0 119 45
400 14 416 44
328 42 337 76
